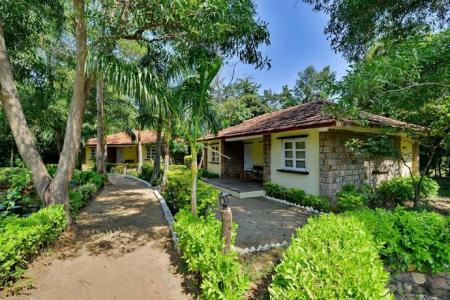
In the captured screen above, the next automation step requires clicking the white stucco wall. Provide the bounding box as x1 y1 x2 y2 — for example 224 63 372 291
270 128 321 195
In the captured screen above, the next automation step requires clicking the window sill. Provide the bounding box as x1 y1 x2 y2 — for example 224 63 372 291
276 169 309 175
209 161 220 164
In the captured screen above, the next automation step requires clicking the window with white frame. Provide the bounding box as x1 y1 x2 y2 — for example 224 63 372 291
281 138 306 171
90 148 96 159
210 144 219 163
146 145 155 160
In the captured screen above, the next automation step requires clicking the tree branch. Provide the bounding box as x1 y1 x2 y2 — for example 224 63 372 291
383 82 450 93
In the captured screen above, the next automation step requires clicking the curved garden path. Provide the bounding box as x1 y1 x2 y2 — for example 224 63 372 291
8 176 190 300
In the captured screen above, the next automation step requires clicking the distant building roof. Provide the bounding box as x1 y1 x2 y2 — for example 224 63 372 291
86 130 158 145
201 100 421 140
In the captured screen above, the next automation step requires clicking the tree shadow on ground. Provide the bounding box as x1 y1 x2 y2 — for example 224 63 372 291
164 239 201 299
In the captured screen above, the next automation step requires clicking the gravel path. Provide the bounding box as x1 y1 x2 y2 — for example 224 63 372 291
5 176 190 300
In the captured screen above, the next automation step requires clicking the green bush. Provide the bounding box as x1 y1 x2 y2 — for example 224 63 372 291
163 168 219 215
270 214 392 299
346 208 450 273
46 164 58 177
138 163 153 181
174 209 249 299
336 183 371 211
0 205 67 286
264 182 330 212
69 183 100 217
68 171 105 217
184 155 192 168
376 176 439 206
198 168 219 179
72 170 105 189
0 168 38 216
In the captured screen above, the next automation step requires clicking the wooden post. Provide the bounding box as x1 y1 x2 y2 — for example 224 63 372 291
221 206 232 253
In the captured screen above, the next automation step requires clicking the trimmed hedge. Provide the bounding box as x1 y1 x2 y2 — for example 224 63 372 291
162 167 219 215
174 209 249 299
0 205 67 286
69 171 106 217
264 182 330 212
346 208 450 273
270 214 392 299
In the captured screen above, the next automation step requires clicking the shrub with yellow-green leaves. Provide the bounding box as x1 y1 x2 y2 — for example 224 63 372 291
270 214 392 299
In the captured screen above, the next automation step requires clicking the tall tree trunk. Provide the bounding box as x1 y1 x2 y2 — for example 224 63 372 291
137 129 143 173
46 0 89 225
161 129 171 190
10 143 14 167
198 147 205 169
151 116 163 183
0 24 52 201
55 129 64 155
190 142 198 216
96 76 106 174
0 0 88 226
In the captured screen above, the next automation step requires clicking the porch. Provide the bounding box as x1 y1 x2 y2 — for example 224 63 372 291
201 177 265 198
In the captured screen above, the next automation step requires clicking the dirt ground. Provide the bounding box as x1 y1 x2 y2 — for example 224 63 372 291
3 176 192 300
225 197 309 249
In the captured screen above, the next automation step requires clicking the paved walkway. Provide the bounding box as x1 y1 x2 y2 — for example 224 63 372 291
227 197 309 249
6 176 190 300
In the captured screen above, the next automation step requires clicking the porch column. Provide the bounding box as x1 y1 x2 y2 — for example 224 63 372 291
203 143 208 169
263 134 271 182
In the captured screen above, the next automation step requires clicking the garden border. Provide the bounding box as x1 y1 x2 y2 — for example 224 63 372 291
264 195 324 214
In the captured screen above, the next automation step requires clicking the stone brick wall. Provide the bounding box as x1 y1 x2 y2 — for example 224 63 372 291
319 130 403 205
263 134 271 182
221 140 244 178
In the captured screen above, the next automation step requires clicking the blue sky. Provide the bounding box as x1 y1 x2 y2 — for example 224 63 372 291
221 0 349 93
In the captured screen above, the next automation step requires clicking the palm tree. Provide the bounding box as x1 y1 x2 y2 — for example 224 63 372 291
173 57 222 215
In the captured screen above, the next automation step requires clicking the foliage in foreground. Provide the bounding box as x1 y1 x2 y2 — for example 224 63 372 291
0 205 67 286
69 171 106 217
270 214 392 299
337 176 439 211
346 208 450 273
162 166 219 215
174 209 249 300
336 183 372 211
264 182 330 212
376 176 439 207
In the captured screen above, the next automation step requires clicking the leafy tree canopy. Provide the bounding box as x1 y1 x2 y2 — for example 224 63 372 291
215 78 271 127
292 65 336 105
304 0 450 61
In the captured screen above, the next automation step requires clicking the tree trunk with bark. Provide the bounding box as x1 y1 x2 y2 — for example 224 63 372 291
46 0 89 226
190 142 198 216
1 0 89 227
0 24 52 201
96 76 106 174
10 144 14 167
151 116 163 183
161 129 171 190
137 129 143 173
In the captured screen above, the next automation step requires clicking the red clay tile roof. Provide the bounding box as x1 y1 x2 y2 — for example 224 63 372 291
86 130 158 145
201 100 420 140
